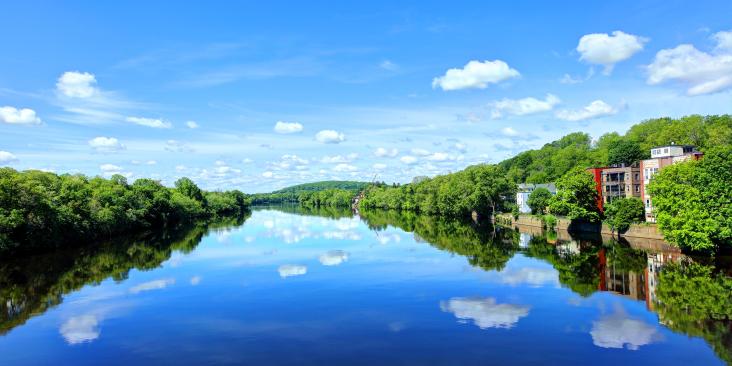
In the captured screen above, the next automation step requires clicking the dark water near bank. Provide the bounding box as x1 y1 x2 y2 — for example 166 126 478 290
1 206 730 365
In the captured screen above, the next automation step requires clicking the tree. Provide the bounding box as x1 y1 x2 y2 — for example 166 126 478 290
647 146 732 251
527 187 552 214
547 168 600 222
607 140 645 166
604 197 645 232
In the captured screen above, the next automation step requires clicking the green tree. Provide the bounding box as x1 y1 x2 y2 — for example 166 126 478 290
527 187 552 214
604 197 645 232
647 146 732 250
547 168 600 222
607 140 646 166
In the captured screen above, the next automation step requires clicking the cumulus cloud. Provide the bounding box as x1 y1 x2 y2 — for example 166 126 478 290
372 163 387 170
501 127 519 137
274 121 304 134
577 31 648 74
60 315 100 344
440 297 530 329
0 106 42 125
56 71 99 98
646 29 732 95
400 155 418 164
490 94 560 118
590 311 660 350
380 60 398 71
374 147 399 157
89 136 125 153
333 163 357 172
129 278 175 294
164 140 194 153
319 250 349 266
555 100 618 121
410 148 431 156
432 60 520 90
99 164 122 173
186 120 199 129
262 171 274 178
315 129 345 144
278 264 307 278
126 116 172 128
320 153 358 164
0 151 19 164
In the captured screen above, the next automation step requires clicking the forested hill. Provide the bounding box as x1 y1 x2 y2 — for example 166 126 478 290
499 114 731 184
271 181 368 194
251 180 368 205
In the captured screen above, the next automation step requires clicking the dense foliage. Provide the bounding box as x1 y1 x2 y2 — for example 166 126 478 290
298 189 356 208
0 169 249 253
250 180 367 205
527 187 552 214
547 168 601 222
604 197 645 232
499 115 731 184
647 146 732 251
360 164 514 218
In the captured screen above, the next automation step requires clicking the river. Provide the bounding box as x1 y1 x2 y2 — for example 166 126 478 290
1 206 730 365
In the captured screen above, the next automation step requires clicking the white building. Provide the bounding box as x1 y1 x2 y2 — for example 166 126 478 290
516 183 557 213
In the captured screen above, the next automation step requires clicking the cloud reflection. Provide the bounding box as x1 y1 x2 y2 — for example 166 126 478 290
278 264 307 278
60 314 100 344
590 311 660 350
440 297 530 329
129 278 175 294
319 250 349 266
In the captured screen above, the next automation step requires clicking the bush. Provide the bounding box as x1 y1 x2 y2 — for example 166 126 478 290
604 197 645 232
542 214 557 230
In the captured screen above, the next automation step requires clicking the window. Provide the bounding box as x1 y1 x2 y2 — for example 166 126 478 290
664 148 669 153
635 185 640 193
634 173 639 180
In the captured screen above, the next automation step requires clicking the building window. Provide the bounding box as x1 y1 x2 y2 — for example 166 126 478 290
635 185 640 193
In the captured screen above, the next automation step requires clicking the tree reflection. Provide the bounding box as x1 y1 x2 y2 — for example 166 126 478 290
257 204 354 220
0 213 249 335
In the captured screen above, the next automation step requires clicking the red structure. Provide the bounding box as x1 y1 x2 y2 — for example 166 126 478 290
585 167 605 212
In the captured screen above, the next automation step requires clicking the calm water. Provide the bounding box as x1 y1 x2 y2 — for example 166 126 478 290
1 206 730 365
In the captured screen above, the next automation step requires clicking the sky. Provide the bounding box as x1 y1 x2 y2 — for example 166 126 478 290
1 0 731 192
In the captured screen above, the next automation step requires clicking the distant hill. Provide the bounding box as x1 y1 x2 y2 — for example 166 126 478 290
271 180 369 194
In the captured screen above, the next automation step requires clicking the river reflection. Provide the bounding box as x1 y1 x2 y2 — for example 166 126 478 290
0 207 729 365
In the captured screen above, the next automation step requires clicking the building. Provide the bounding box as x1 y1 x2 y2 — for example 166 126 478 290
640 144 703 222
586 163 642 212
516 183 557 213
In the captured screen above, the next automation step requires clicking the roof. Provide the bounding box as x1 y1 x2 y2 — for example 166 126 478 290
517 183 557 192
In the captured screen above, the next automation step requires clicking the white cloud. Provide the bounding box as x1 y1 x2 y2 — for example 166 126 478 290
577 31 648 74
591 311 659 350
319 250 349 266
432 59 520 91
278 264 307 278
274 121 304 134
0 151 19 164
646 30 732 95
99 163 122 173
89 136 125 153
372 163 387 170
320 153 358 164
380 60 398 71
0 106 41 125
129 278 175 294
426 152 455 161
333 163 357 172
164 140 194 153
440 297 530 329
374 147 399 157
60 315 100 344
315 129 345 144
190 276 202 285
490 94 560 118
498 267 558 287
186 120 199 129
400 155 418 164
501 127 519 136
410 148 431 156
56 71 99 98
126 116 172 128
262 171 274 178
555 100 618 121
146 160 156 165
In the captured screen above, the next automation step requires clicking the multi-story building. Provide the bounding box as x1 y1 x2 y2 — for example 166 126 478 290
640 144 703 222
600 163 642 205
516 183 556 213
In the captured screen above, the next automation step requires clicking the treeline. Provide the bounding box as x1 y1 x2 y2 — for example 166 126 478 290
298 189 355 208
359 164 515 217
250 180 366 205
0 169 249 253
500 114 731 184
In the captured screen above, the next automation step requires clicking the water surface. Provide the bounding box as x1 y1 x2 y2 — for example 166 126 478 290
1 206 730 365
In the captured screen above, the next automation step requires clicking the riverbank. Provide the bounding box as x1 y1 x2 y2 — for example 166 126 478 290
496 213 665 240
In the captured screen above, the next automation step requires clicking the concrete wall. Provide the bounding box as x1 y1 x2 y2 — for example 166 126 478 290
497 213 665 240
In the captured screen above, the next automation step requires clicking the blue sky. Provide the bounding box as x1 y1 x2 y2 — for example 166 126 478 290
1 0 731 192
